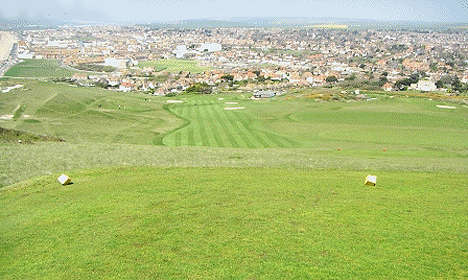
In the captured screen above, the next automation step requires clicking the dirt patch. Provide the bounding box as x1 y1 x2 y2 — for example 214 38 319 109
0 115 13 120
167 100 184 104
224 107 245 111
1 85 23 93
436 105 456 109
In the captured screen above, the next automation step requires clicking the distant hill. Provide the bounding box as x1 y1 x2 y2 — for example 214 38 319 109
142 17 468 31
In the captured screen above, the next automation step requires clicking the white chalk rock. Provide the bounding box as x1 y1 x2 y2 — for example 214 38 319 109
365 175 377 186
57 174 72 186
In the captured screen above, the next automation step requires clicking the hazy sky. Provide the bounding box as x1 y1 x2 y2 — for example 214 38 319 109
2 0 468 23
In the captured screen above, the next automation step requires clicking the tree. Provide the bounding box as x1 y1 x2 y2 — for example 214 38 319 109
378 76 388 87
326 76 338 83
221 74 234 81
345 73 357 81
185 83 213 94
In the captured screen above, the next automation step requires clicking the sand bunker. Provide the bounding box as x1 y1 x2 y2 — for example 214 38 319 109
0 115 13 120
218 98 224 101
224 107 245 110
1 85 23 93
436 105 456 109
166 100 184 104
225 102 238 105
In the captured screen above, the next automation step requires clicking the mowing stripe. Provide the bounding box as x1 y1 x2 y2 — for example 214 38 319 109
229 111 258 148
204 104 225 147
220 109 251 148
195 104 210 146
235 111 267 148
211 105 240 148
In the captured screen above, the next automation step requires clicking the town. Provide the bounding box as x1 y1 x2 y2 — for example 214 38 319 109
7 25 468 95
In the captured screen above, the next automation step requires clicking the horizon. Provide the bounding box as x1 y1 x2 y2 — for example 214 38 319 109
2 0 468 24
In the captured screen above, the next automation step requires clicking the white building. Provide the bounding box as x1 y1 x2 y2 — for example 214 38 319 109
17 51 34 59
174 45 188 58
104 58 129 69
198 43 222 53
462 74 468 84
416 80 437 92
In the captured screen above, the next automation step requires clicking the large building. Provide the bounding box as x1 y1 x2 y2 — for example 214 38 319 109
104 58 130 69
198 43 222 53
416 80 437 92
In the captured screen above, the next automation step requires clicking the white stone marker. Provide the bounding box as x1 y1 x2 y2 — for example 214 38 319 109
57 174 72 185
365 175 377 186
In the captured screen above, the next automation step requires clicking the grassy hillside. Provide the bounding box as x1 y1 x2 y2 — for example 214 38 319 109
1 79 468 186
0 80 182 144
1 75 467 279
1 167 466 279
4 59 76 78
139 59 209 73
0 127 62 144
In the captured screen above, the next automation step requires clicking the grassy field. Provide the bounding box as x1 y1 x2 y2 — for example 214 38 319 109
4 59 77 78
139 59 209 73
1 79 468 185
1 77 468 279
1 167 467 279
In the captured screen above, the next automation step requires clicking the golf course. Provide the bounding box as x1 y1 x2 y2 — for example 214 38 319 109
1 77 467 279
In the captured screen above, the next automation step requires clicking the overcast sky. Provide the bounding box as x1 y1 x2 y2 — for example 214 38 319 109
2 0 468 23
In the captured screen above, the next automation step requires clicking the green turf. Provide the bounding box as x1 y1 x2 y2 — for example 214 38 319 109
163 96 296 148
163 94 468 151
1 75 468 279
138 59 209 73
1 167 466 279
0 127 62 144
4 59 76 78
1 79 468 186
0 80 182 145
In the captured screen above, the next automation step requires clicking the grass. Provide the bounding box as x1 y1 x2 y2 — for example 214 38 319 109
4 59 77 78
138 59 209 73
164 96 295 148
0 80 182 145
1 79 468 186
1 75 468 278
1 167 467 279
3 142 468 188
0 127 63 144
163 93 468 152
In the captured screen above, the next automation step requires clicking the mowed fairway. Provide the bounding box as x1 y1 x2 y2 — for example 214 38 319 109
162 94 468 153
164 96 295 148
1 167 467 279
4 59 77 78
